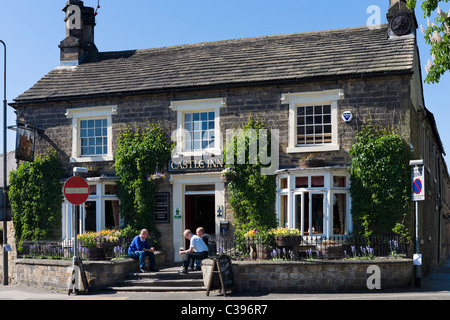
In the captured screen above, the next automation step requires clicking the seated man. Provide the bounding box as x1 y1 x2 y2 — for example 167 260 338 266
128 229 158 273
194 227 210 271
178 229 208 274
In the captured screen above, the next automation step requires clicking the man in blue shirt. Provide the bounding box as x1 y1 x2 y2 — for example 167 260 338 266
128 229 158 273
178 229 208 274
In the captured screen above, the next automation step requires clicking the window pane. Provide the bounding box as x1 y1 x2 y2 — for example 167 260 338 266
84 201 96 232
89 185 97 195
298 117 305 125
105 200 120 230
301 193 309 235
333 193 347 235
193 113 199 121
280 178 288 189
311 176 324 187
314 105 322 114
295 176 308 188
311 194 324 234
280 195 288 228
333 176 346 188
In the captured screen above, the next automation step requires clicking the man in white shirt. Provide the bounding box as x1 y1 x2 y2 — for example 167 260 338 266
178 229 208 274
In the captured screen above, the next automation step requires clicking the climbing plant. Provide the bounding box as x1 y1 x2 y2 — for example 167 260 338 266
224 117 277 237
8 151 64 250
349 124 412 238
114 122 172 234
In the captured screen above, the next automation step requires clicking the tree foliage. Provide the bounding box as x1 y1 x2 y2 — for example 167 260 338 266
224 117 277 237
8 151 64 249
114 123 172 234
408 0 450 83
350 124 412 238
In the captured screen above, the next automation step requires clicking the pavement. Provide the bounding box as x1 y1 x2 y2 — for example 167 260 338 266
0 258 449 302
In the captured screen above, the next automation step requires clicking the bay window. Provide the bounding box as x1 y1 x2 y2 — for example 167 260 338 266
277 169 351 238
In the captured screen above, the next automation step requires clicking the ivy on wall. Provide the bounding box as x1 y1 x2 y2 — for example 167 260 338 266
350 124 412 238
114 122 172 236
224 117 277 237
8 151 64 250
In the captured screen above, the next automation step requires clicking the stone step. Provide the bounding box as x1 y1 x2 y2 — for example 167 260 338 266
103 267 207 293
104 285 207 292
116 278 205 287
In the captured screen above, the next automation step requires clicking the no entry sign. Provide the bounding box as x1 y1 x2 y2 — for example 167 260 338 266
64 176 89 205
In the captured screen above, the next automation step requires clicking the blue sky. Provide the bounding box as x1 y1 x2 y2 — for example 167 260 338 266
0 0 449 165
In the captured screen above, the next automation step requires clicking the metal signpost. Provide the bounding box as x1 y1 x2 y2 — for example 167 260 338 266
1 39 8 286
64 169 89 294
410 159 424 288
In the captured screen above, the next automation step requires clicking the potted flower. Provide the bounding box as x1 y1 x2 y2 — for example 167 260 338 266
269 227 302 247
148 171 166 184
299 154 324 168
221 167 236 183
243 229 271 260
77 229 122 260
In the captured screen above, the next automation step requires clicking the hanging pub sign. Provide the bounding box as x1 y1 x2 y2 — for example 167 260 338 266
15 126 36 162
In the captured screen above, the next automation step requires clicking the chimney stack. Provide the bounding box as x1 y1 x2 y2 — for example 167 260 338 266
59 0 97 66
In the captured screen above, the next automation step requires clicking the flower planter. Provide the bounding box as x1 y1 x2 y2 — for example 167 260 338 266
299 159 324 168
316 242 345 259
275 236 302 247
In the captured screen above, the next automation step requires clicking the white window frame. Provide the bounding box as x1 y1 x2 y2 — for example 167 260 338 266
65 105 117 163
169 98 226 157
276 169 352 238
281 89 344 153
62 180 120 240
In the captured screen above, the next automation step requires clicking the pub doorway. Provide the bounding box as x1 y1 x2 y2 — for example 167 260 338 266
185 192 215 247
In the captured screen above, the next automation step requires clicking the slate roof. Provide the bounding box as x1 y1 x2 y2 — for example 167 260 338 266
13 25 416 103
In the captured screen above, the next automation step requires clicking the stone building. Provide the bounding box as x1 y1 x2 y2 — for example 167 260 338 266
9 0 450 272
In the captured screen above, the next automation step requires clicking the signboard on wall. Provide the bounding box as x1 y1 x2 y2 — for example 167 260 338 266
154 192 170 223
168 157 224 173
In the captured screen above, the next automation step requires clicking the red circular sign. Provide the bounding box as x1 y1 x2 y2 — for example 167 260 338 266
64 176 89 205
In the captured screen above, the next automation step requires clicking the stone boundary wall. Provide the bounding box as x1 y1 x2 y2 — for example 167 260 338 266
202 259 413 293
12 252 166 291
11 255 412 293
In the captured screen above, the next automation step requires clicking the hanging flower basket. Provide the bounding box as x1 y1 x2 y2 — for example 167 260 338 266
148 172 166 185
221 168 236 183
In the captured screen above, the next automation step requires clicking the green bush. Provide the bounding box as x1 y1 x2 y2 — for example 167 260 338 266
224 117 277 237
114 122 172 236
8 151 64 250
350 124 412 238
